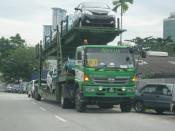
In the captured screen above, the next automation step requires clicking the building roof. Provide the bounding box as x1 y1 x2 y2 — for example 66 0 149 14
138 56 175 78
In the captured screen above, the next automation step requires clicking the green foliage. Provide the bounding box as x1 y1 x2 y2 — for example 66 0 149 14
0 34 38 82
128 36 175 56
112 0 134 14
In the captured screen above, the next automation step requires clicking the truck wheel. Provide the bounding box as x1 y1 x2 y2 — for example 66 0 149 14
120 103 132 112
75 88 86 112
98 104 113 109
61 87 73 109
134 101 145 113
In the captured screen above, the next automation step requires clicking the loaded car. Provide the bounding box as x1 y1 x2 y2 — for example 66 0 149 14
73 2 116 27
134 83 175 114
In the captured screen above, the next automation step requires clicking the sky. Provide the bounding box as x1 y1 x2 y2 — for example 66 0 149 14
0 0 174 46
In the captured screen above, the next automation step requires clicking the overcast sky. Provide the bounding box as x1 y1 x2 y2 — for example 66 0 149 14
0 0 174 45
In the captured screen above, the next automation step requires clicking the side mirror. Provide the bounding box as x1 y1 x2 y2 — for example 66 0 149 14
74 8 82 11
167 91 172 96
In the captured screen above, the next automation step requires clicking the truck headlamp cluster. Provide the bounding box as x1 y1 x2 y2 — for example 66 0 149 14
84 74 90 81
132 76 138 82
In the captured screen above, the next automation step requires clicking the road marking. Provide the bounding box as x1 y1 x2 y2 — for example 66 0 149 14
168 61 175 65
55 115 67 123
32 102 36 105
40 106 47 112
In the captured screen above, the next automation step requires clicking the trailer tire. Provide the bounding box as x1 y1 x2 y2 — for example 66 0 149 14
120 103 132 112
75 88 86 112
61 87 73 109
35 93 41 101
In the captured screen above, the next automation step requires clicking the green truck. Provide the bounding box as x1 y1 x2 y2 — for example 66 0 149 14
35 25 137 112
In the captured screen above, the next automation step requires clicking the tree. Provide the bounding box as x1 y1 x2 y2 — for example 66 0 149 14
1 47 39 82
10 33 26 48
127 36 175 56
112 0 134 44
0 34 38 82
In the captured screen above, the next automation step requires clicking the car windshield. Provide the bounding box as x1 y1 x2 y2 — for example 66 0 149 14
85 47 134 69
82 2 110 9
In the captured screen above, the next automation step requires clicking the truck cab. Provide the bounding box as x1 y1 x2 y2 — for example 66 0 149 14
74 45 136 112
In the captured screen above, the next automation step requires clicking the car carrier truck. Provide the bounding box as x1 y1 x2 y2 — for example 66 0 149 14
34 9 137 112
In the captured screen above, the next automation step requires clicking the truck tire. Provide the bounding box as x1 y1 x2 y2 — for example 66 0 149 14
75 88 86 112
120 103 132 112
134 101 145 113
61 87 73 109
35 93 41 101
98 104 113 109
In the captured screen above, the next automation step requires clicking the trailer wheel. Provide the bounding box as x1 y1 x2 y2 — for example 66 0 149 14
120 103 132 112
61 87 73 109
35 93 41 101
75 88 86 112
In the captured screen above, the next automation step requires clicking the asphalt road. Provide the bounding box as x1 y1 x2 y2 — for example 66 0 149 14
0 92 175 131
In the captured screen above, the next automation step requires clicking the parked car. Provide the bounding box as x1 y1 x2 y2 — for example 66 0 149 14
73 2 116 27
27 80 47 98
6 84 13 93
134 83 175 114
12 84 23 93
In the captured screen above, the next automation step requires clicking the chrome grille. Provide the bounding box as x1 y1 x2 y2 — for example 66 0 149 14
93 77 130 84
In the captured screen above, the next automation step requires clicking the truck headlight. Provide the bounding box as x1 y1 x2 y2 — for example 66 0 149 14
84 74 90 81
132 76 138 82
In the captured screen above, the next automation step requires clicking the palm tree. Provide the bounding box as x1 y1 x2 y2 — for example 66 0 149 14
112 0 134 45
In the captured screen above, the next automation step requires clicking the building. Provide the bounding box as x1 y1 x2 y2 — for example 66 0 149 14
163 12 175 41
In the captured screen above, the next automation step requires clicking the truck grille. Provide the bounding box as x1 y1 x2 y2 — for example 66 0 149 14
93 77 130 84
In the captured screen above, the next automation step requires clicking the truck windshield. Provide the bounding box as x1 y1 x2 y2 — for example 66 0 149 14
85 47 134 69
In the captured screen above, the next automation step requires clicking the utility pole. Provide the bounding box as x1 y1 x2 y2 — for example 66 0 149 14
39 40 42 87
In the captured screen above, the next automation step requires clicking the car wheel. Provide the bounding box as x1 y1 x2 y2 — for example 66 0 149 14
75 88 86 112
155 109 164 114
134 101 145 113
120 103 132 112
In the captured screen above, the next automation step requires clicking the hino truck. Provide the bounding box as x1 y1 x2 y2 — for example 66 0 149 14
34 9 137 112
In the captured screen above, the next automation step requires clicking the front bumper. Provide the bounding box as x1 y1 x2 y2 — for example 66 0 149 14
81 85 135 104
81 14 115 27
